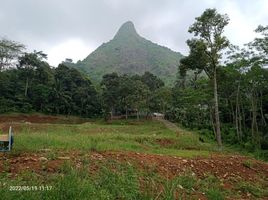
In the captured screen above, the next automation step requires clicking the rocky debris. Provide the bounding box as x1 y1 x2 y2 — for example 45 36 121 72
98 152 268 182
40 149 51 152
90 153 104 160
39 157 48 162
57 156 70 160
155 138 176 147
0 151 267 186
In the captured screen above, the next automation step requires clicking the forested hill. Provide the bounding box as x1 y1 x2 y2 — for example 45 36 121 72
65 21 183 85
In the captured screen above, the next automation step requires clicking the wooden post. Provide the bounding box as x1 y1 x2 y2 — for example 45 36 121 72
8 126 12 151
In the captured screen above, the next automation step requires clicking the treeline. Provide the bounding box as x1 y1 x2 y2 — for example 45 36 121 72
0 50 100 116
167 64 268 154
0 43 169 118
101 72 170 119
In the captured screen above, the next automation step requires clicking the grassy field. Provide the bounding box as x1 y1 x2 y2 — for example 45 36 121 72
14 119 214 157
0 114 267 200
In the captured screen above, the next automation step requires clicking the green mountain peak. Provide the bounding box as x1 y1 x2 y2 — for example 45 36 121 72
114 21 138 39
68 21 184 85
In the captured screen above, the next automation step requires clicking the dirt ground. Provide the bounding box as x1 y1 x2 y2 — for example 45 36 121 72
0 114 88 125
0 114 267 199
0 151 267 181
0 114 267 182
0 151 267 200
0 114 90 133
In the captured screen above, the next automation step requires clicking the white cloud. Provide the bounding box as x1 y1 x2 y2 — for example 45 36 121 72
220 1 256 46
46 39 94 67
0 0 267 66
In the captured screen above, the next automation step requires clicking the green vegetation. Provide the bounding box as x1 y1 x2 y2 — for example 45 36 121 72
242 159 254 169
1 8 267 158
183 8 230 148
65 21 183 85
2 159 260 200
0 161 228 200
235 181 268 198
13 119 214 157
0 52 100 116
101 72 169 119
0 117 267 199
166 9 268 159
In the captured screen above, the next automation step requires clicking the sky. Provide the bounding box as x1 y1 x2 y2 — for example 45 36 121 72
0 0 267 67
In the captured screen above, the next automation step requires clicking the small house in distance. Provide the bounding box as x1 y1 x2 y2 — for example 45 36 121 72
153 112 164 118
64 58 73 63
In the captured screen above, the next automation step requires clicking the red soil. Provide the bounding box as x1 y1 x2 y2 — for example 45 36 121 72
0 151 267 182
0 114 88 125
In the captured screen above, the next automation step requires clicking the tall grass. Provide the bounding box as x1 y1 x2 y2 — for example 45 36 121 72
13 119 215 157
0 159 233 200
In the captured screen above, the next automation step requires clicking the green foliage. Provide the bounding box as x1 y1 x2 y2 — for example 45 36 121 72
242 159 254 169
0 162 142 200
0 56 101 117
206 188 224 200
12 118 213 157
0 37 25 71
199 175 225 200
236 182 267 198
176 173 197 191
166 78 212 129
101 72 167 118
96 161 141 199
169 9 268 156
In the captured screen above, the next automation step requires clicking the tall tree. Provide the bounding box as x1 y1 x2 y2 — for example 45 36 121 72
101 73 120 118
250 25 268 63
0 38 25 71
141 71 164 91
18 51 48 97
186 8 230 148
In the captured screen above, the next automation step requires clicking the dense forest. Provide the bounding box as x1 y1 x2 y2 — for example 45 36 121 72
0 51 101 116
0 9 267 158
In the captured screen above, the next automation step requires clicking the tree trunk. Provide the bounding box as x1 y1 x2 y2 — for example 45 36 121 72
230 100 235 125
125 106 128 120
238 104 242 140
213 68 222 149
260 91 267 126
0 58 3 71
110 107 114 120
235 80 241 141
24 77 29 97
181 76 186 89
235 101 239 141
209 107 216 138
251 91 260 148
241 104 246 132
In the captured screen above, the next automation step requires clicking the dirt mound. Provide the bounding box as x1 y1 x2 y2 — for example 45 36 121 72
0 153 65 175
97 152 268 182
1 151 266 184
0 114 89 124
0 114 91 133
155 138 176 147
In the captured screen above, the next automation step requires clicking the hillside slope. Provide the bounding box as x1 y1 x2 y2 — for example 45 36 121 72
68 21 183 85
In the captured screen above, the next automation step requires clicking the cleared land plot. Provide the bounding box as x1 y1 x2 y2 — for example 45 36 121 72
0 114 267 200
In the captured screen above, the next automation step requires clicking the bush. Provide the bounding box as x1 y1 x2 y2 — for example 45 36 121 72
236 182 264 198
206 188 224 200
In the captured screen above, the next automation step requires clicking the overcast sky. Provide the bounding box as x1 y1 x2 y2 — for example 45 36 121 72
1 0 267 66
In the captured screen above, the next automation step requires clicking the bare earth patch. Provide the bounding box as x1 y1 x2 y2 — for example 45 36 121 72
155 138 176 147
0 114 89 125
0 151 267 181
